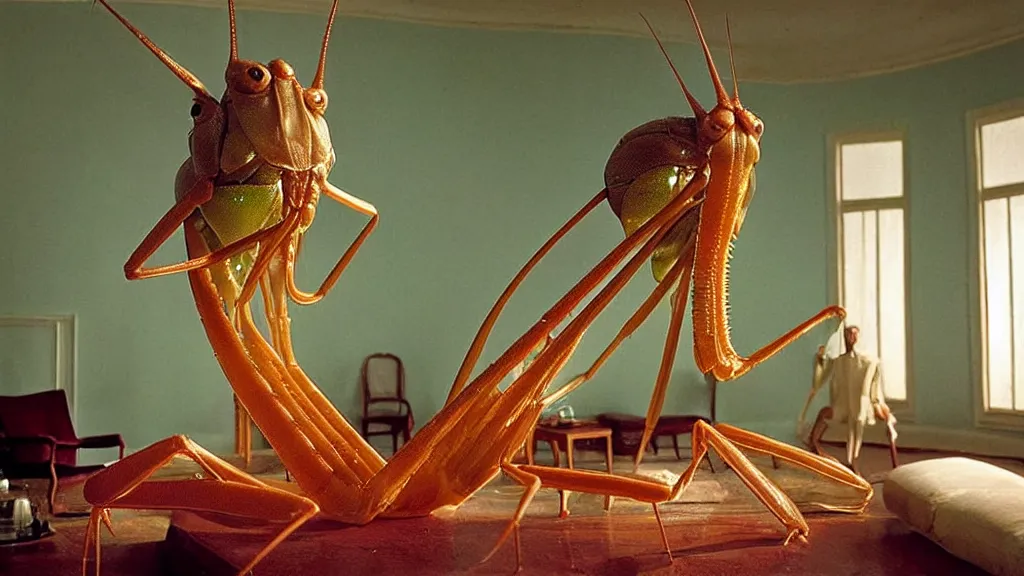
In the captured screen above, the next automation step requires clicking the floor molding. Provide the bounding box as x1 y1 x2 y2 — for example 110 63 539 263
821 422 1024 461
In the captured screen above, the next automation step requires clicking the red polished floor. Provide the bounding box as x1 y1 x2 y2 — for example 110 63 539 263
4 444 1019 575
162 493 984 576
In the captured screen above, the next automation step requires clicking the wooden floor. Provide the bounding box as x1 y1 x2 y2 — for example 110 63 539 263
3 441 1021 575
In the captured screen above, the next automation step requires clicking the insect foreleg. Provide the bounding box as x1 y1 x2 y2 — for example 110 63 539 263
286 180 379 306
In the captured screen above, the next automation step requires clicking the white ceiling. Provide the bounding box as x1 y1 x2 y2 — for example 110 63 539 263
33 0 1024 83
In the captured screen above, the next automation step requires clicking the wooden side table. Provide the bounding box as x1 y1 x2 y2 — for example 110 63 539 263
526 422 614 514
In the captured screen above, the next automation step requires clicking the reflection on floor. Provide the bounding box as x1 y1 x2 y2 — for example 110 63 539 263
3 441 1021 575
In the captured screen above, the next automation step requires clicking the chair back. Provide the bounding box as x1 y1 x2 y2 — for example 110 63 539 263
0 389 78 466
361 353 405 414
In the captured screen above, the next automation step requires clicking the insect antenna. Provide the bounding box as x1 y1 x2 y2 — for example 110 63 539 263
725 14 739 101
312 0 341 90
682 0 730 106
94 0 211 98
638 12 705 118
228 0 238 62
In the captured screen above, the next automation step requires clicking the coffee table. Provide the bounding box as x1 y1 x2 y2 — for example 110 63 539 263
525 422 614 514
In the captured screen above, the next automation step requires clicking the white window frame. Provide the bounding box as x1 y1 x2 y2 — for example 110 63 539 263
827 130 914 418
967 98 1024 431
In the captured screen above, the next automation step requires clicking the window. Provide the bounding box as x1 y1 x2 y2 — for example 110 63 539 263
972 105 1024 421
833 134 911 407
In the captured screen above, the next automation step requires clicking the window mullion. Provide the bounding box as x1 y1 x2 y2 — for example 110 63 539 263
1009 198 1017 409
875 210 883 365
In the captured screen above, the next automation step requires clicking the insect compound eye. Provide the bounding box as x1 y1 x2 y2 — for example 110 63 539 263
703 108 736 142
190 102 203 118
736 110 764 139
304 88 329 113
227 61 272 94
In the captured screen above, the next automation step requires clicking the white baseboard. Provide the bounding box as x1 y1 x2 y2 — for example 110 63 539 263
820 422 1024 461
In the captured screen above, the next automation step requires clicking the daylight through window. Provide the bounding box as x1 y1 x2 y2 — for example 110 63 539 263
976 112 1024 414
836 137 909 402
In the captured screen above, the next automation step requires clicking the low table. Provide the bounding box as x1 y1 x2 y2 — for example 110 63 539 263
525 422 614 514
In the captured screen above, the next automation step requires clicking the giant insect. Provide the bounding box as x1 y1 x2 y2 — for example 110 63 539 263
82 0 379 573
83 1 871 575
441 0 875 554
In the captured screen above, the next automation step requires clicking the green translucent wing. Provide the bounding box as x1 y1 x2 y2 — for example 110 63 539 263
619 165 700 282
198 179 283 292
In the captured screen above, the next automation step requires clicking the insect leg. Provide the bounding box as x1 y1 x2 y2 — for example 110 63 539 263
713 422 873 512
286 180 379 306
446 189 609 405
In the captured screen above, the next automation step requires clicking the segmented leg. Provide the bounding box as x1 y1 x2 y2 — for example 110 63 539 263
233 394 253 466
236 303 372 486
401 182 705 513
124 178 298 281
182 169 704 525
541 231 695 409
446 189 610 405
633 247 693 471
712 422 873 513
186 228 371 508
185 210 385 487
80 508 114 576
479 461 542 570
81 435 318 576
350 211 687 519
253 252 385 476
223 181 382 475
482 418 874 571
272 248 385 472
285 181 379 306
484 467 679 569
699 304 847 383
483 464 675 569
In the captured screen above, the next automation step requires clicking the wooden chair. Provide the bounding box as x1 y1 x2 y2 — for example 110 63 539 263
359 353 414 453
0 389 125 514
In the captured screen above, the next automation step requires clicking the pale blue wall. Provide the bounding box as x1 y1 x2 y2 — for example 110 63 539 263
1 3 1021 457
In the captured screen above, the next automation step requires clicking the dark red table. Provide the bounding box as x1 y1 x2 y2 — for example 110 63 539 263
597 412 715 471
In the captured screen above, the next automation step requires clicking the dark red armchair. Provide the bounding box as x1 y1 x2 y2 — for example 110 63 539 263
0 389 125 514
360 353 414 454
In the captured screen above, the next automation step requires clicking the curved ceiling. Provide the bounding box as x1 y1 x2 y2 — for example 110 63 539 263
37 0 1024 83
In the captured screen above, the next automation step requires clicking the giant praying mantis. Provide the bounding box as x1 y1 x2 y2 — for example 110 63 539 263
82 1 871 575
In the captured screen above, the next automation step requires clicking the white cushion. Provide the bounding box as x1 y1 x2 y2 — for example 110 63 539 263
884 457 1024 576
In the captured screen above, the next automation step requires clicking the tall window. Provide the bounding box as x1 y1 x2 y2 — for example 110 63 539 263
834 134 910 405
974 107 1024 418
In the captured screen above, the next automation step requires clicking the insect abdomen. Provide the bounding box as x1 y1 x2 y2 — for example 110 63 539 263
603 117 704 281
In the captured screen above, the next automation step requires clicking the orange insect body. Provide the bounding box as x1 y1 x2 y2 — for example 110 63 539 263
604 117 704 283
81 1 869 575
582 13 844 463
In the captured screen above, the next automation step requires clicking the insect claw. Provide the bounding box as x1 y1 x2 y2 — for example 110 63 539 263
100 508 115 537
477 521 522 569
781 527 809 546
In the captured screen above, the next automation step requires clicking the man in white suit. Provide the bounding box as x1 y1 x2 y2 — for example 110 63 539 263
800 325 898 474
